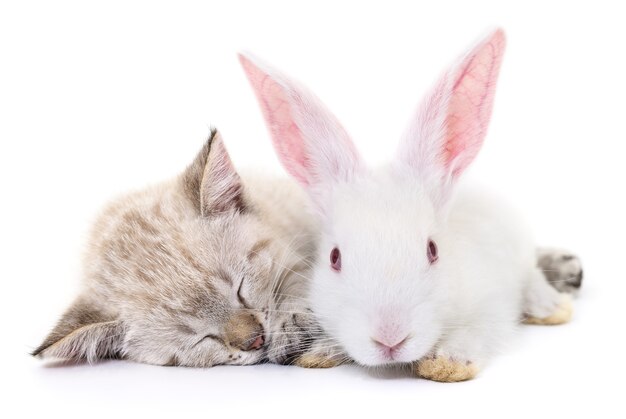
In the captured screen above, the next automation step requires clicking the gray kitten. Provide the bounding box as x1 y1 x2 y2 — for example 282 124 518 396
33 130 341 368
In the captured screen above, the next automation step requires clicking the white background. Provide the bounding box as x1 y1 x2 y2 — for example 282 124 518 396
1 0 624 417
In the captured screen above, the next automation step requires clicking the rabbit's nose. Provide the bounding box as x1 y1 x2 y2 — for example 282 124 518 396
372 335 408 359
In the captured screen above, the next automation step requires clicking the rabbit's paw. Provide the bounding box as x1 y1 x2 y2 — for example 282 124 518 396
294 353 340 369
524 294 573 325
537 248 583 294
415 355 478 382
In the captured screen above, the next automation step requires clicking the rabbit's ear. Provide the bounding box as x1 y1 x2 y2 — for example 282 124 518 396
397 29 506 204
239 53 363 206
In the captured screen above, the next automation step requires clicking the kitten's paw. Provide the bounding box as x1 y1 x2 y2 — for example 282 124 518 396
415 355 478 382
294 353 340 369
524 294 573 325
537 248 583 294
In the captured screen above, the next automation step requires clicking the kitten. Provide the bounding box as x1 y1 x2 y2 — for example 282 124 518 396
32 130 341 367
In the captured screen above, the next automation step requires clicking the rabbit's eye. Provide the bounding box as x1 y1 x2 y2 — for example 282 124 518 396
427 240 438 264
330 247 342 272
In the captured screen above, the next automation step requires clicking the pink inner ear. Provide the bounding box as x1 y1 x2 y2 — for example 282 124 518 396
239 54 310 186
444 29 506 178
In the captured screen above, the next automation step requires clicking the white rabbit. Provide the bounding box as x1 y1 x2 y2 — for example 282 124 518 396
240 29 575 382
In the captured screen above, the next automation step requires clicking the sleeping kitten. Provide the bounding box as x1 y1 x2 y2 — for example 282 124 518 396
32 130 341 367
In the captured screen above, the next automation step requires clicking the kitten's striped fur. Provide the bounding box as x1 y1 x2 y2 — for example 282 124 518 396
33 130 343 367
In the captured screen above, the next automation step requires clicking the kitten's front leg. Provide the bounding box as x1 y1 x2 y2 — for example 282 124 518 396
268 308 347 368
294 353 340 369
291 313 347 368
294 340 348 369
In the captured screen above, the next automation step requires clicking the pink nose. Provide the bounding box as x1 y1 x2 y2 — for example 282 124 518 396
372 336 408 359
248 335 265 350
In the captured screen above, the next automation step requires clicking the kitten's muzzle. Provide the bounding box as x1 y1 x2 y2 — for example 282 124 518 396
224 312 265 351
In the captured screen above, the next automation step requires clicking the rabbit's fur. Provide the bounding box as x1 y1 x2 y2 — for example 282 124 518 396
240 29 581 381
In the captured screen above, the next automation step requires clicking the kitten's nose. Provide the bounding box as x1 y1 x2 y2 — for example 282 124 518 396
247 334 265 351
225 312 265 351
241 323 265 351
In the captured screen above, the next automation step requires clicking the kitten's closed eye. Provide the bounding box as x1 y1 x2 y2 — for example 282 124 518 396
237 279 251 309
195 334 225 347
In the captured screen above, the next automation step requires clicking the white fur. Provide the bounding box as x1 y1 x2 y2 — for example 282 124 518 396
309 174 535 367
241 29 568 371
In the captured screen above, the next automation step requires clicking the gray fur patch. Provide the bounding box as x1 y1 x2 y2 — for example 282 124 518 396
537 248 584 294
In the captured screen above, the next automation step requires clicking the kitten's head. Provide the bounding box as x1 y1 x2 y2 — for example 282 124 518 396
33 130 314 367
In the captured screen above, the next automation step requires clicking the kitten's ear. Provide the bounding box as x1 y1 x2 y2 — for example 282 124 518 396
32 298 124 363
183 129 245 217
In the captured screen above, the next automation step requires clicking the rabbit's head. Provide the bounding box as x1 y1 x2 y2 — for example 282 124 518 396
241 30 506 366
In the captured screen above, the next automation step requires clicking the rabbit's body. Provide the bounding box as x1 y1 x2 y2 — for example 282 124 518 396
420 185 567 360
444 184 532 323
241 29 578 381
424 186 529 355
